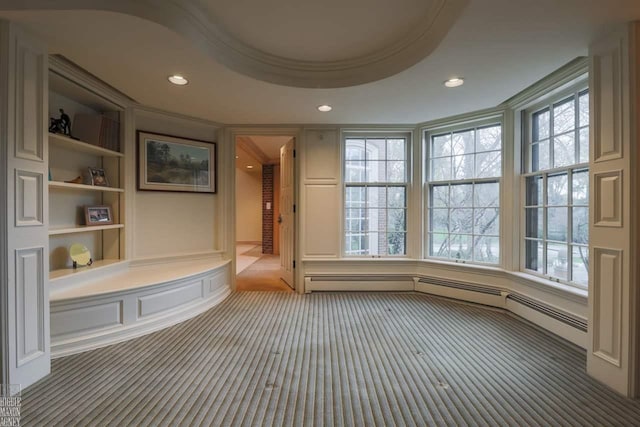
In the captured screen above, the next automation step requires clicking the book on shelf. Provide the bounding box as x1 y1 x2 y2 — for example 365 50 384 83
72 113 120 152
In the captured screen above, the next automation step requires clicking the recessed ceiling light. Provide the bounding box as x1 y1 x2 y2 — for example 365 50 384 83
168 75 188 85
317 104 332 112
444 77 464 88
235 156 239 159
246 165 254 169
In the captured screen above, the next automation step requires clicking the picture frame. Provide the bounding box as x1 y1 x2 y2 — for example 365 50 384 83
88 167 109 187
137 131 216 193
84 205 113 226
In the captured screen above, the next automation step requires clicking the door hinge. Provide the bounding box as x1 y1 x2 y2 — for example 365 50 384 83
293 260 296 269
293 204 296 213
293 149 296 158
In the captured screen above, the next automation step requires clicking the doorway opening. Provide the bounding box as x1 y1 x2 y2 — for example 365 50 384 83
235 135 295 291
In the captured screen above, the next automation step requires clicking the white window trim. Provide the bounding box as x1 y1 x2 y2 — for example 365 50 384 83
423 116 505 267
342 131 413 258
519 82 589 289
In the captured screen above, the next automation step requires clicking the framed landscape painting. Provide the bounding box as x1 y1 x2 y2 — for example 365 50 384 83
137 131 216 193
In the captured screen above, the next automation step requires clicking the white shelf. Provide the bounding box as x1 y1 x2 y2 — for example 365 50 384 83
48 132 123 157
49 259 126 281
49 181 124 193
49 224 124 235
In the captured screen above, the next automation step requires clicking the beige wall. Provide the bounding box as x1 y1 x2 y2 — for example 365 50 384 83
132 110 219 259
235 168 262 242
300 129 341 258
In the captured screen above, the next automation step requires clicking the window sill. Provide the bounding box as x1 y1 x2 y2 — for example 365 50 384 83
303 257 416 263
508 271 588 300
300 257 588 304
417 259 588 304
419 257 503 273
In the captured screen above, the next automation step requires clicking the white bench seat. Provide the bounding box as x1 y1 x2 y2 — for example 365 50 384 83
49 257 232 357
51 258 230 302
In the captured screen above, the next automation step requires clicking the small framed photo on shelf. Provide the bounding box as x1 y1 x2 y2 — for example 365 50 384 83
85 205 113 226
87 167 109 187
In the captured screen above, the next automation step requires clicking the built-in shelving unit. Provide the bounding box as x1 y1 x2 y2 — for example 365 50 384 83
48 67 126 279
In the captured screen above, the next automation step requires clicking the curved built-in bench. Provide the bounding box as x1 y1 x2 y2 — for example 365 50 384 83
49 258 231 357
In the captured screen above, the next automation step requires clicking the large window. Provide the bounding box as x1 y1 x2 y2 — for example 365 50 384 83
427 123 502 263
523 89 589 287
344 136 408 256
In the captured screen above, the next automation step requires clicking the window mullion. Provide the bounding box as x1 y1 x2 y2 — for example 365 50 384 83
574 94 580 166
522 163 588 178
549 105 555 171
543 173 548 275
567 170 573 282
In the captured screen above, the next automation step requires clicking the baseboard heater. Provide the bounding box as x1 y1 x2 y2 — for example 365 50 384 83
417 276 587 333
309 275 414 282
305 274 415 292
506 293 588 332
417 276 502 296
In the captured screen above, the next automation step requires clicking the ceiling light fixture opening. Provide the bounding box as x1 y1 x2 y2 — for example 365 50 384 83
168 75 189 85
317 104 332 112
444 77 464 88
246 165 254 169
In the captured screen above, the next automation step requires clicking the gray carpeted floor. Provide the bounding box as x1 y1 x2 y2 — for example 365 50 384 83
22 292 640 426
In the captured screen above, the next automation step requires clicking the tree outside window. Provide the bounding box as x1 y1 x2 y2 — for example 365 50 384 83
344 136 408 256
524 90 589 287
427 124 502 264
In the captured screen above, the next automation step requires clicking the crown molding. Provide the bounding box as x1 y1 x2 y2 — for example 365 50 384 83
0 0 469 88
501 57 589 110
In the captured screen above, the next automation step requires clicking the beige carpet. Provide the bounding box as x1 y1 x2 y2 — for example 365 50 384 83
236 244 262 274
236 255 293 292
21 292 640 426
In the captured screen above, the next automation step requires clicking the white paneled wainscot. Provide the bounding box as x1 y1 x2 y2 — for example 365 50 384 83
301 129 341 259
49 258 231 357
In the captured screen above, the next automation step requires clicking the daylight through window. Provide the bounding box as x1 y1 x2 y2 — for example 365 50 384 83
344 136 408 256
523 89 589 287
427 123 502 264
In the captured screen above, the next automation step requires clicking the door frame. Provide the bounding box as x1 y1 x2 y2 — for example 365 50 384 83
226 127 302 293
278 138 295 288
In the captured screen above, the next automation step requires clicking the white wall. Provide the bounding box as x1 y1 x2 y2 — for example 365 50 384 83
132 109 219 259
300 129 341 258
235 168 262 242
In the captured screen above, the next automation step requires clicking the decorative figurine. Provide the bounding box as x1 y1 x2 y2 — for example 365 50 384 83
69 243 93 269
59 109 71 135
49 108 72 137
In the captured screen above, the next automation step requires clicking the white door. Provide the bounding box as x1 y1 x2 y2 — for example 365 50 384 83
279 139 295 288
